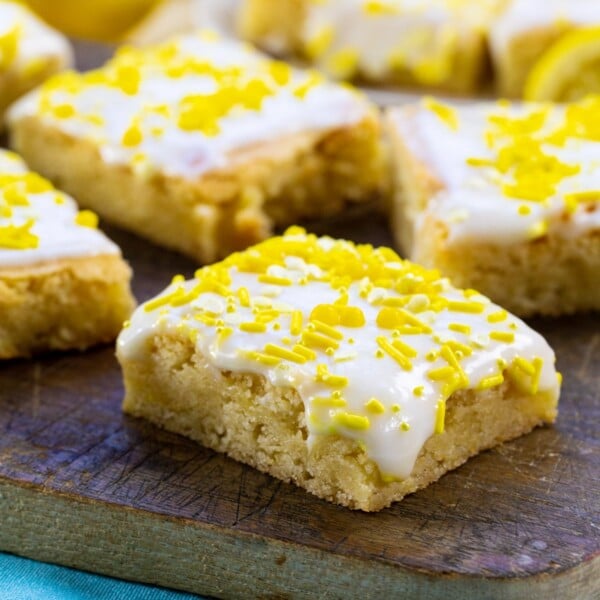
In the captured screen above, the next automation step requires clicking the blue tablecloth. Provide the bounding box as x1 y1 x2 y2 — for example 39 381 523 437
0 553 205 600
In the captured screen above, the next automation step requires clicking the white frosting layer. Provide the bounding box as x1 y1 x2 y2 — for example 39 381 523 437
490 0 600 58
8 32 372 180
118 230 559 480
0 150 119 268
0 1 72 73
300 0 499 83
390 99 600 245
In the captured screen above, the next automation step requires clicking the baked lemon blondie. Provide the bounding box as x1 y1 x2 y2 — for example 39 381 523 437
0 0 72 124
8 32 385 264
0 149 135 359
118 228 559 511
387 96 600 316
490 0 600 97
239 0 501 93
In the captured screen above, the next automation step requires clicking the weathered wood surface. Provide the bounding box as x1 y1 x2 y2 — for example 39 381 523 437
0 216 598 599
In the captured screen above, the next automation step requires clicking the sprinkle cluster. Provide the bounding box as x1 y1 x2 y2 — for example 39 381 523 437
32 32 337 157
129 227 558 479
423 96 600 239
0 150 98 252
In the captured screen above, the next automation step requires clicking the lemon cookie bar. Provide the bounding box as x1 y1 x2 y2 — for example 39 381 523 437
490 0 600 97
8 32 385 264
0 0 72 124
239 0 501 93
117 228 559 511
387 96 600 316
0 150 135 359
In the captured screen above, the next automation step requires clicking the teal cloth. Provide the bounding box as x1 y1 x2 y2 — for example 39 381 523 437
0 553 205 600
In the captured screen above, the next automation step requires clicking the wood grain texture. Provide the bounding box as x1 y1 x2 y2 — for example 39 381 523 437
0 217 598 599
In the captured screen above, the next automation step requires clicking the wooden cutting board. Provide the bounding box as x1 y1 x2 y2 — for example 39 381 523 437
1 41 599 600
0 216 598 600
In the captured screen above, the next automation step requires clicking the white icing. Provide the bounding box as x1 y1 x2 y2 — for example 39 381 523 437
390 101 600 245
117 231 559 480
0 1 72 73
300 0 499 81
0 150 120 268
8 33 372 180
490 0 600 59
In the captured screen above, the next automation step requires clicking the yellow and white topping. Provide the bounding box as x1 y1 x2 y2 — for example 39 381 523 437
0 1 71 77
391 96 600 244
9 31 373 179
118 228 560 480
490 0 600 62
298 0 499 84
0 149 119 267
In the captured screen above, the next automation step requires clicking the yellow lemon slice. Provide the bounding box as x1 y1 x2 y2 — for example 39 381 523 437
524 26 600 102
25 0 160 42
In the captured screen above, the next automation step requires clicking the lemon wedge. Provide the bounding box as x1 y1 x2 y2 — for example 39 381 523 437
524 26 600 102
25 0 160 42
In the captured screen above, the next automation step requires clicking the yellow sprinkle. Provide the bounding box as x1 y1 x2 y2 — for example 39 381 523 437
518 204 532 216
0 219 39 250
292 344 317 361
487 310 507 323
423 97 459 131
400 421 411 432
310 319 344 341
440 344 469 386
427 366 455 381
392 338 417 358
306 25 334 60
302 330 340 351
240 322 267 333
339 306 365 328
531 357 543 394
447 300 486 313
490 331 515 343
376 336 413 371
264 343 307 364
310 304 340 326
74 210 99 229
526 219 549 240
312 395 346 408
363 0 398 15
315 364 348 388
52 103 76 119
290 310 303 335
237 287 250 307
413 386 424 396
258 274 292 286
434 400 446 434
122 122 143 147
171 274 185 284
332 411 370 431
365 398 385 414
391 404 401 413
326 47 359 79
514 356 535 375
449 323 471 335
477 374 504 390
